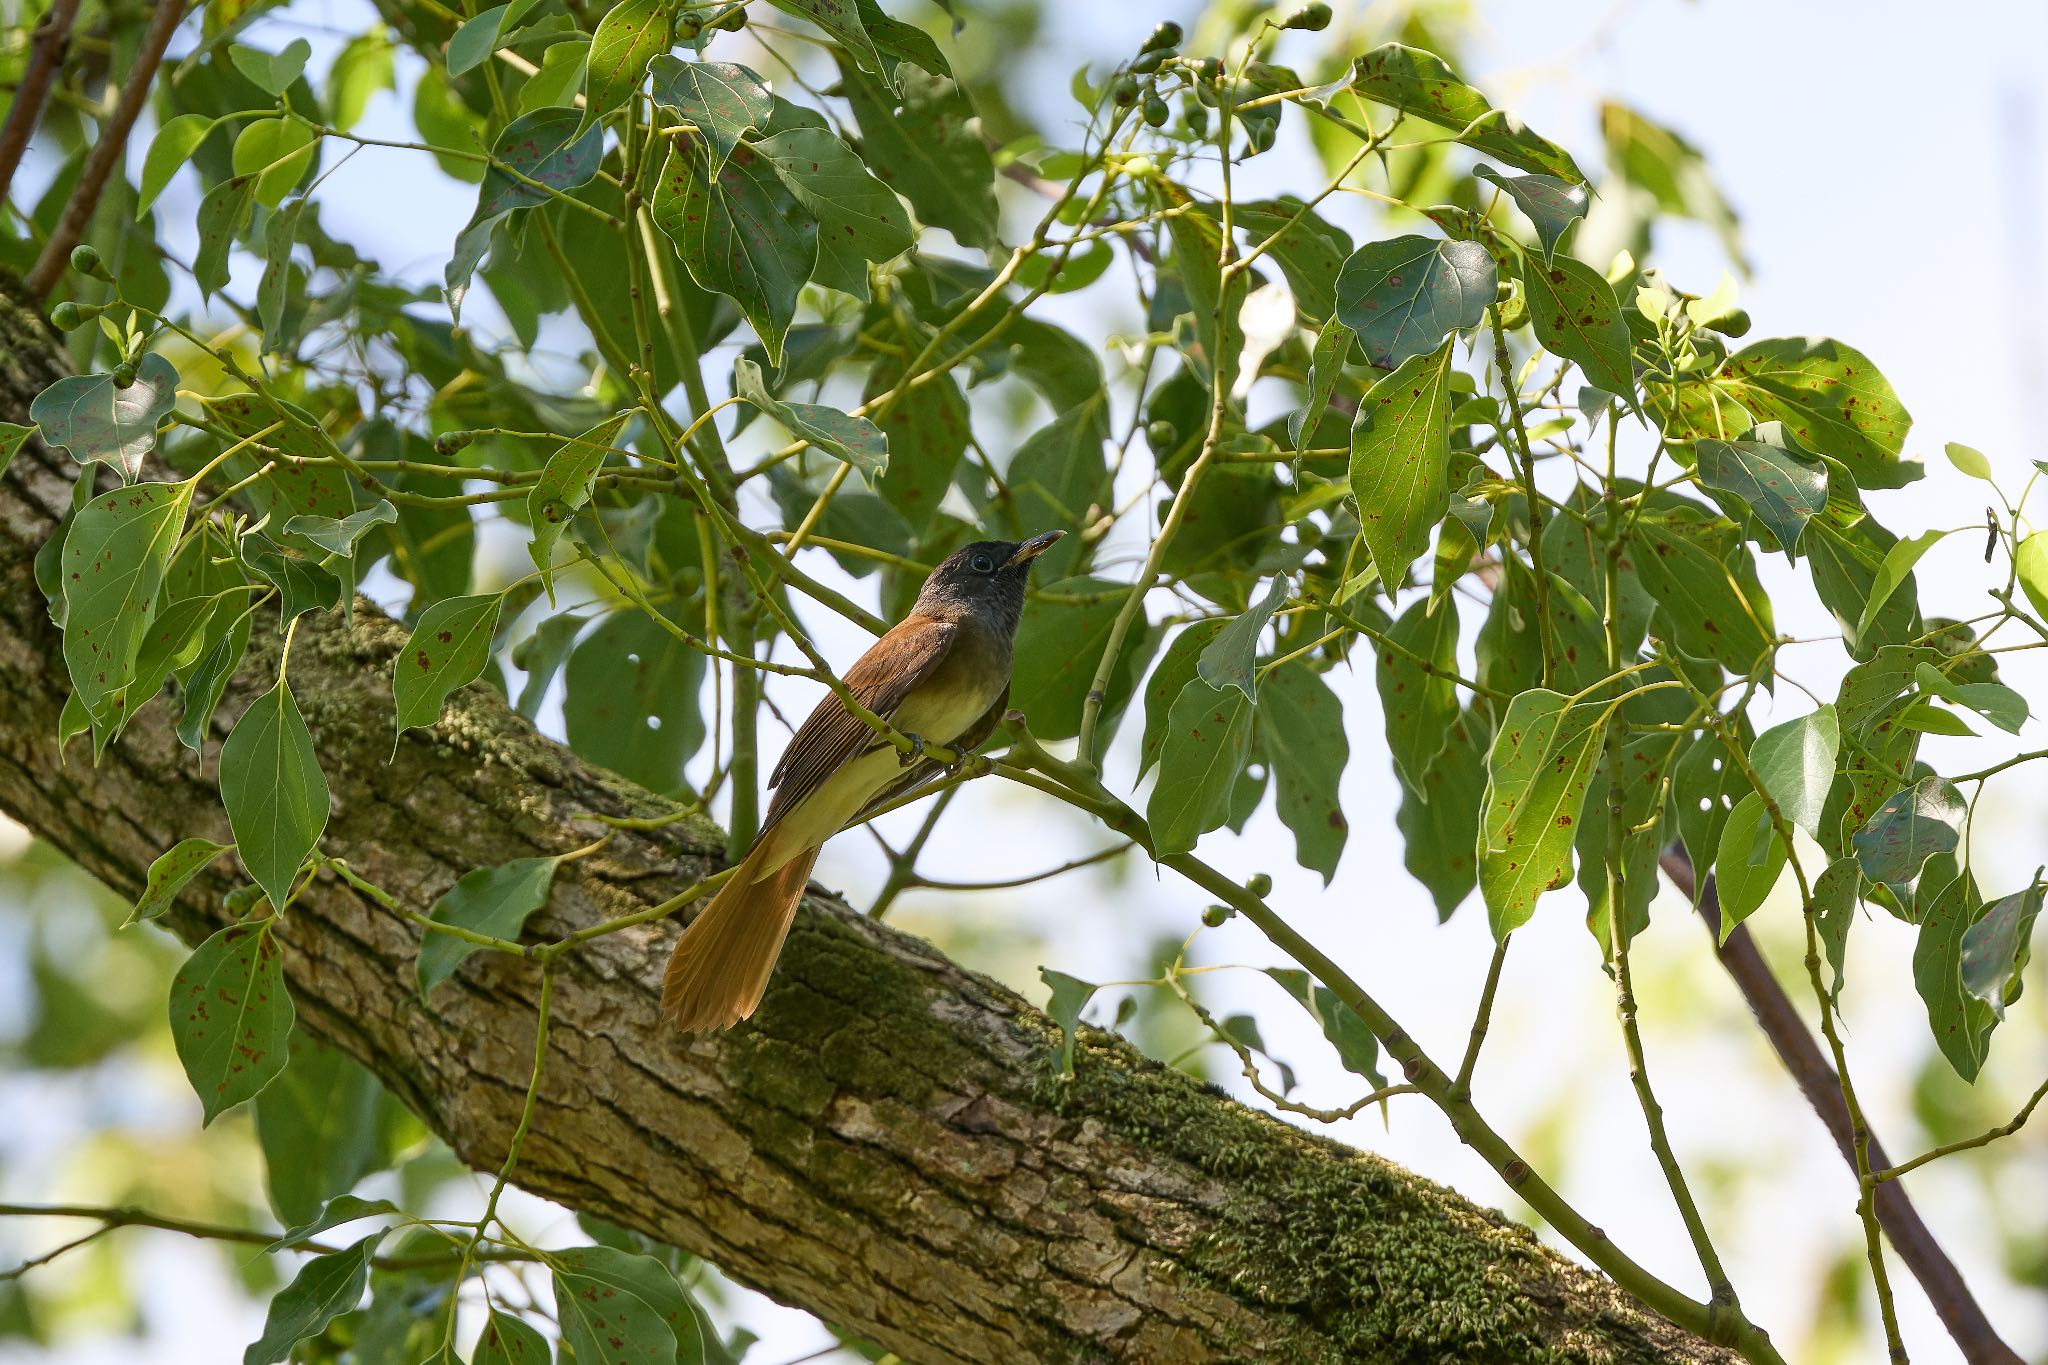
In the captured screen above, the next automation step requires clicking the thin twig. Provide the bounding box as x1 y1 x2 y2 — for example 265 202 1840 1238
0 0 82 204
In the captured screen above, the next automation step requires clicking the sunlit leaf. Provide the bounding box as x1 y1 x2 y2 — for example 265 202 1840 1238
1694 430 1828 560
1197 575 1287 700
1747 704 1838 839
528 413 633 592
1523 255 1635 400
1961 877 2043 1020
1350 44 1583 181
1475 165 1586 258
653 142 818 365
31 354 179 479
60 478 190 727
1480 689 1606 937
732 358 883 475
583 0 673 125
1912 874 1997 1081
1375 596 1458 797
650 56 773 166
1713 793 1787 943
1333 235 1493 369
393 593 504 737
1853 776 1965 899
139 114 216 217
1349 340 1453 588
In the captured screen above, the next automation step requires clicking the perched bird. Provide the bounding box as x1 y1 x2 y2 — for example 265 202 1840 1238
662 531 1064 1032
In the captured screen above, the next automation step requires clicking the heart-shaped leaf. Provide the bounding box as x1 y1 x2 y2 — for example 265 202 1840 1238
393 593 504 737
230 38 312 96
649 56 773 166
1475 164 1587 258
31 353 179 479
652 140 818 365
1333 235 1494 369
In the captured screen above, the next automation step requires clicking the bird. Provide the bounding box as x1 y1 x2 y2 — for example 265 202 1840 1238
662 530 1065 1032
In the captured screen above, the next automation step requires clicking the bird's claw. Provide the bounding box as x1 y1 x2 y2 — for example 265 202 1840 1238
899 732 927 767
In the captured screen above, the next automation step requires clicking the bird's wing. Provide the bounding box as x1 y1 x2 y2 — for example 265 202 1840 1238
844 683 1009 830
764 615 959 830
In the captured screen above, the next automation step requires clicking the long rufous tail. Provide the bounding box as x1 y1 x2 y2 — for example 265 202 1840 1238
661 843 818 1032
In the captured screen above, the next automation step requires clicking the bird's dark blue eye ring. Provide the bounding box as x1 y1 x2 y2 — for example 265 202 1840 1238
971 553 995 573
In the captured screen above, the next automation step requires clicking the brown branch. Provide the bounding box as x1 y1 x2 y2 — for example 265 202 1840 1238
23 0 186 298
0 0 82 205
1660 849 2023 1365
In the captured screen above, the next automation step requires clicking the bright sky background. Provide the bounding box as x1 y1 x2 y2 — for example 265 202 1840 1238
3 2 2046 1363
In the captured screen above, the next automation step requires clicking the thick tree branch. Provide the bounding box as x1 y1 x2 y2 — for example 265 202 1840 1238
0 274 1741 1363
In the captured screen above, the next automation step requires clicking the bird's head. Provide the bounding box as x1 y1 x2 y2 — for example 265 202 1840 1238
913 531 1064 633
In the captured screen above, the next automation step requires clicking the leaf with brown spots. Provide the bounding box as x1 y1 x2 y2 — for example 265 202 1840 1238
1717 337 1917 490
1350 44 1584 182
1630 505 1775 675
169 921 295 1125
650 57 774 167
125 837 234 927
528 411 634 595
1375 594 1460 797
1349 340 1454 590
59 478 191 730
1259 661 1350 883
1334 234 1494 369
1480 689 1608 937
1148 677 1253 855
1397 703 1491 921
474 1311 552 1364
1522 254 1636 402
552 1244 686 1364
392 592 504 737
1912 873 1999 1082
30 353 179 480
582 0 674 127
835 57 998 249
652 140 819 366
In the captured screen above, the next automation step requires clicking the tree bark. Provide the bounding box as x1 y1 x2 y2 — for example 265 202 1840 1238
0 275 1738 1364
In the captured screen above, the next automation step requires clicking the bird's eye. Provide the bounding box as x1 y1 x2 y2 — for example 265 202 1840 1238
970 553 995 574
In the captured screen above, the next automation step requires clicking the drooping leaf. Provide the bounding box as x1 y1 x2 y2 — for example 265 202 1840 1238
1374 596 1458 797
242 1233 378 1365
1812 856 1859 1013
170 922 295 1125
242 537 343 622
1197 575 1288 701
1265 968 1386 1087
582 0 673 125
194 174 258 297
179 610 253 753
528 412 634 589
1523 255 1635 399
125 838 234 926
59 478 190 727
1914 661 2028 735
1332 235 1494 369
1350 44 1583 181
732 358 884 477
1577 730 1679 954
772 0 886 82
139 114 217 217
1713 793 1787 943
1475 165 1586 259
221 679 330 912
755 125 916 282
2019 531 2048 623
254 1036 409 1225
1148 679 1253 855
563 610 707 792
1855 530 1948 644
31 353 180 479
391 593 504 739
652 141 817 366
864 359 966 531
1960 878 2043 1020
448 1 536 77
1480 690 1607 937
257 197 306 346
835 58 998 249
1290 317 1356 455
474 1313 552 1365
1258 662 1349 883
1694 431 1828 560
447 108 606 306
1397 703 1491 920
1913 874 1997 1082
1040 967 1097 1077
1748 704 1839 839
1349 340 1454 588
1632 507 1775 675
1139 620 1226 777
1718 338 1917 490
1853 776 1965 899
649 57 773 166
551 1244 705 1361
416 856 561 996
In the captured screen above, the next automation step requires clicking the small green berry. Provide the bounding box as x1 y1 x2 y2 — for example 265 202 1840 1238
69 244 109 280
1142 21 1183 52
48 301 84 331
1129 50 1163 75
1185 105 1209 136
1146 419 1177 449
1112 76 1138 106
1280 2 1332 30
714 6 745 30
1201 903 1234 927
112 361 137 387
1143 95 1169 127
1246 872 1273 897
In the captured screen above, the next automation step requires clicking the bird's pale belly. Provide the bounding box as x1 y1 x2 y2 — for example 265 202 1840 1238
753 640 1008 871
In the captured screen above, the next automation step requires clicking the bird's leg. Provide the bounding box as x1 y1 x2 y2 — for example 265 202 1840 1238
898 732 927 767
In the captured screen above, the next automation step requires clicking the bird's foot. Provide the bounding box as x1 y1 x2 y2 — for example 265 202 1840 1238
899 732 927 767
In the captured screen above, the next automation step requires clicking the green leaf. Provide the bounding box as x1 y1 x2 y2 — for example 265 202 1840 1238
1713 793 1787 943
1350 44 1583 181
1197 576 1288 701
652 140 817 365
264 1195 404 1255
1943 442 1993 481
1258 662 1349 883
1853 776 1965 899
732 357 884 476
60 478 191 727
835 59 998 249
448 0 538 77
475 1312 552 1365
563 610 707 792
552 1244 705 1360
1290 317 1355 454
1349 340 1454 588
1375 596 1459 797
254 1036 409 1225
1139 620 1225 777
864 359 966 531
649 57 773 166
1148 679 1253 855
1480 690 1607 937
417 856 561 996
230 38 313 96
1632 508 1775 675
513 611 588 720
447 108 606 306
772 0 886 84
393 593 503 737
552 1246 680 1365
1719 338 1917 489
1602 102 1745 271
519 36 589 113
0 421 30 478
1813 857 1859 1012
1475 165 1586 259
2018 531 2048 623
1523 255 1635 399
1961 878 2042 1020
139 114 216 217
1913 874 1997 1081
125 838 233 926
194 174 257 299
242 1232 377 1365
242 537 343 621
1748 704 1838 839
1264 968 1385 1087
1039 967 1096 1076
1895 700 1975 737
529 412 633 591
1694 432 1828 560
281 500 399 557
327 29 396 129
1002 401 1108 580
1855 530 1947 644
1914 661 2027 735
231 117 317 208
1332 235 1494 369
221 680 330 912
1397 703 1490 920
179 610 253 753
257 197 305 346
170 922 295 1125
755 125 915 274
1007 576 1152 743
31 352 180 479
583 0 673 126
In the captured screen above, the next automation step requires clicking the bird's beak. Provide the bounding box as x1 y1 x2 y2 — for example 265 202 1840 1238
1005 531 1064 568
